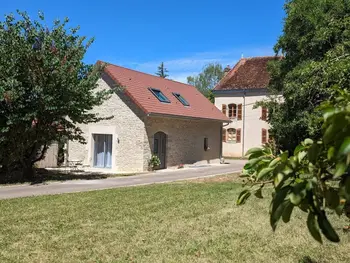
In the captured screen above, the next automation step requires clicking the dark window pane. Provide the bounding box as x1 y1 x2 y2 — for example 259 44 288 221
154 139 159 154
204 138 209 151
149 88 170 103
173 93 190 106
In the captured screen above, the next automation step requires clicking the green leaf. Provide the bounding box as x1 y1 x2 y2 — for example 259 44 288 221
257 167 274 180
298 151 307 163
280 151 289 162
269 157 281 168
307 213 322 244
327 147 335 160
317 212 340 243
236 190 251 205
334 162 347 178
270 187 290 231
248 151 265 160
308 144 320 164
294 144 305 155
270 200 288 231
338 137 350 157
325 189 340 210
290 192 303 205
282 201 294 223
323 120 344 144
304 138 314 146
245 147 263 157
344 177 350 199
244 158 261 170
274 173 284 187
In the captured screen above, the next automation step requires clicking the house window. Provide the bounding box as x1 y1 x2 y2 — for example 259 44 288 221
222 105 227 116
204 138 209 151
222 128 227 142
228 104 237 118
227 128 236 143
261 107 268 121
228 104 242 119
262 129 268 144
149 88 170 103
173 92 190 106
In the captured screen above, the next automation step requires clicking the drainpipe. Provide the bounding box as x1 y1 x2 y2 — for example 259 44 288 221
242 89 246 157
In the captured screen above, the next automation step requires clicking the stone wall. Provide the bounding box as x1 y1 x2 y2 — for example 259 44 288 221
144 116 222 168
68 74 147 173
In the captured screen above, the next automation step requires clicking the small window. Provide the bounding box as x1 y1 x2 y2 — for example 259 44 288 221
228 104 236 118
204 138 209 151
227 128 236 143
173 93 190 106
149 88 170 103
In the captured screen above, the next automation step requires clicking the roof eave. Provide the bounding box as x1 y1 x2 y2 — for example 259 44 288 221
147 112 231 123
213 87 268 94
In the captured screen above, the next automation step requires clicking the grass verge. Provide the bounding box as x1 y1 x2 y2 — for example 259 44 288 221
0 174 349 263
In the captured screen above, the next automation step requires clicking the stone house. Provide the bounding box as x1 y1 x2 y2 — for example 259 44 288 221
213 56 280 157
67 62 229 172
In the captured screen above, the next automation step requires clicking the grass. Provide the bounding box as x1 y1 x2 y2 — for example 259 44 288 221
0 175 349 263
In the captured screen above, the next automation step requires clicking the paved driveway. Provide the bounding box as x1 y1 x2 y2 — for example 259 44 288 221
0 160 245 200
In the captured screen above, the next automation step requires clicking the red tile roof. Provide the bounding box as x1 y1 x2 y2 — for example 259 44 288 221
102 62 230 122
214 56 281 91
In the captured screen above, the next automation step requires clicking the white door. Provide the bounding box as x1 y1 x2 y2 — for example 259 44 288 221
93 134 112 168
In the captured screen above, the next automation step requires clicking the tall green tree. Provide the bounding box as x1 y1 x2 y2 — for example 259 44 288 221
187 63 224 103
237 0 350 243
265 0 350 153
0 11 111 181
155 62 169 78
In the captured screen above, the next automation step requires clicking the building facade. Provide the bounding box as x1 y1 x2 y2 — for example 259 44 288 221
213 56 279 157
68 63 229 172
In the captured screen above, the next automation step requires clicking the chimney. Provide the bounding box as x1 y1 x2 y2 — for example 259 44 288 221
224 65 231 75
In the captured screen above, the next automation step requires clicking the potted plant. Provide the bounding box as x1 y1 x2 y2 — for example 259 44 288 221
148 155 161 171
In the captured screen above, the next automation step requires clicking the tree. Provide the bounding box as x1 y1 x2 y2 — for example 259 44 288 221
264 0 350 153
0 11 111 181
155 62 169 78
237 0 350 243
237 88 350 243
187 63 224 103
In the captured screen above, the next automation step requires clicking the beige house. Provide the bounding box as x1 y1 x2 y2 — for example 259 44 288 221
67 62 229 172
213 56 279 157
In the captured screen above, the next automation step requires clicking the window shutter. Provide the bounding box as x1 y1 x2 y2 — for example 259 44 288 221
262 129 267 144
222 105 227 116
222 129 227 142
261 107 267 121
237 104 242 120
236 128 241 143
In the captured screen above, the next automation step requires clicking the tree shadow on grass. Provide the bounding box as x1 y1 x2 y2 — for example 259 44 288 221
0 168 112 185
30 169 110 185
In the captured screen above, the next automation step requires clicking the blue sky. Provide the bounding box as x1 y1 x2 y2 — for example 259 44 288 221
1 0 286 83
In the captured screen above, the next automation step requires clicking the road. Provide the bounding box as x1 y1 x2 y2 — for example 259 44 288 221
0 160 245 200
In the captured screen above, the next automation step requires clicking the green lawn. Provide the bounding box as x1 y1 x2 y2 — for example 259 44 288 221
0 176 349 263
